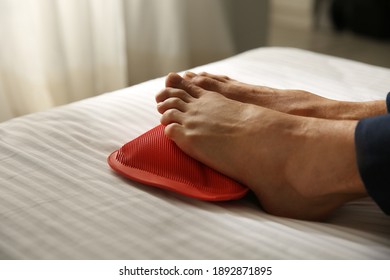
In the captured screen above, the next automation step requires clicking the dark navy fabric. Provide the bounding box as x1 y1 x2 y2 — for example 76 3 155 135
387 92 390 113
355 93 390 214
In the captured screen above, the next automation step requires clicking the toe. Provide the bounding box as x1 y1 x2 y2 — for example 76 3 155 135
183 71 196 80
192 76 223 92
156 87 193 104
164 123 184 141
157 97 187 114
198 72 232 82
160 108 183 126
165 73 204 98
165 72 184 88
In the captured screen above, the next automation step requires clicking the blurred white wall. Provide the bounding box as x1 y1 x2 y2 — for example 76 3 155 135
268 0 314 48
225 0 269 54
0 0 269 122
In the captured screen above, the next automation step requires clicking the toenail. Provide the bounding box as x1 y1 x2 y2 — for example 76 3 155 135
185 71 196 78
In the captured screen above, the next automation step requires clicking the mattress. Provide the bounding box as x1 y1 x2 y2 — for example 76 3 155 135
1 47 390 259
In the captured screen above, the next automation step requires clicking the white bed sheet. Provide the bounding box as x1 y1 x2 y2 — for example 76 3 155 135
1 47 390 259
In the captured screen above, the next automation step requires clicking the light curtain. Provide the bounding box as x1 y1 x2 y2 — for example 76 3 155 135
0 0 236 122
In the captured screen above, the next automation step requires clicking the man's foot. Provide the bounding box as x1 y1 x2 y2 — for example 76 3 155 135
184 72 387 120
156 73 367 221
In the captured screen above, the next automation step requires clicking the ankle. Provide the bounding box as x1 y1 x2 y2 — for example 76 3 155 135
329 100 387 120
285 117 367 198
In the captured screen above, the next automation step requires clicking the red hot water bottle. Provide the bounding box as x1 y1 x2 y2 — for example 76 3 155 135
108 125 248 201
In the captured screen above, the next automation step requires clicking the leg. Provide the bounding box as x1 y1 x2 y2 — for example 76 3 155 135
156 73 367 221
184 72 387 120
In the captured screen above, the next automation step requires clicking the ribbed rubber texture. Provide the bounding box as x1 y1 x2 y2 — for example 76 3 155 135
108 125 248 201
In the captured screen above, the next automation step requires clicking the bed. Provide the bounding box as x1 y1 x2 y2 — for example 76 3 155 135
1 47 390 259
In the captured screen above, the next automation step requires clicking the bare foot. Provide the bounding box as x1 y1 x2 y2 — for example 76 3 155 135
184 72 387 120
156 73 367 221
